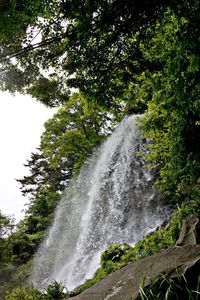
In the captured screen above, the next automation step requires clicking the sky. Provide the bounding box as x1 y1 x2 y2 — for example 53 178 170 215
0 91 56 222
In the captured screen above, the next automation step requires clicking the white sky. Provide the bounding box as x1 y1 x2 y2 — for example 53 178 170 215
0 91 56 222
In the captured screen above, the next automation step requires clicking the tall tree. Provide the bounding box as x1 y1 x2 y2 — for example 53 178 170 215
18 92 113 199
136 6 200 202
0 0 168 107
40 93 113 171
0 211 15 266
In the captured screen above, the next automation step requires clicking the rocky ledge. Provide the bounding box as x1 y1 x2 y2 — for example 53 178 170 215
67 216 200 300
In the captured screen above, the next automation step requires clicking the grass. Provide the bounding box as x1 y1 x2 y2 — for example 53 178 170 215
136 273 200 300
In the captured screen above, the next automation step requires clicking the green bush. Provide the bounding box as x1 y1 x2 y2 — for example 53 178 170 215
6 286 42 300
5 282 67 300
44 281 66 300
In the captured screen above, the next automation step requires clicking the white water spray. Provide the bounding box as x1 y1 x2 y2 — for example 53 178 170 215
31 115 168 290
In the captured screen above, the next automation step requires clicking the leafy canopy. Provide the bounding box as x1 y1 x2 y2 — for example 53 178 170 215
137 7 200 201
0 0 168 107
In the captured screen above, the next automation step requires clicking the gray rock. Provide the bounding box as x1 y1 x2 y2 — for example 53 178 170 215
175 215 200 246
68 245 200 300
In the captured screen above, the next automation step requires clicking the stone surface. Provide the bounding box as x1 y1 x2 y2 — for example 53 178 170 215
175 215 200 246
68 245 200 300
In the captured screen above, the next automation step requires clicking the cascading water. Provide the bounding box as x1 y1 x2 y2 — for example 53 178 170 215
31 115 168 291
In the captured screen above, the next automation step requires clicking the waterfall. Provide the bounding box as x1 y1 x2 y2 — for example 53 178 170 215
31 115 168 291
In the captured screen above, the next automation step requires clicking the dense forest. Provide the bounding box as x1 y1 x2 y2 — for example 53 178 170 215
0 0 200 299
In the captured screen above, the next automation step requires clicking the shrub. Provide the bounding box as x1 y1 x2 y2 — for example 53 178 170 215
44 281 66 299
6 286 42 300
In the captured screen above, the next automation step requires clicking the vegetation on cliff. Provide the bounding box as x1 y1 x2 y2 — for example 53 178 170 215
0 0 199 298
67 200 200 297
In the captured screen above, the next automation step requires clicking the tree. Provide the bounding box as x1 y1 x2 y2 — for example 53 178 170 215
0 0 169 107
18 92 113 200
17 149 69 197
13 93 113 264
0 211 15 238
1 1 199 111
136 7 200 202
40 92 113 172
0 211 15 266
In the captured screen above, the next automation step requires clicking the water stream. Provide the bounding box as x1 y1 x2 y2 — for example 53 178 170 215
31 115 168 291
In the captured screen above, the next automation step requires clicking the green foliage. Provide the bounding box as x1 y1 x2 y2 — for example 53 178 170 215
5 281 67 300
0 212 15 238
40 93 112 173
44 281 66 300
0 264 16 300
137 273 200 300
6 286 41 300
0 0 41 45
0 212 15 268
27 77 70 108
100 243 133 274
7 228 39 266
0 0 168 107
6 286 42 300
0 260 33 300
17 150 69 196
3 189 60 267
16 150 68 261
136 7 200 202
1 2 200 299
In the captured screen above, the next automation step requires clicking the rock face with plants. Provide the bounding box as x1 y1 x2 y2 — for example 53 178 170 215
66 215 200 300
0 0 199 299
